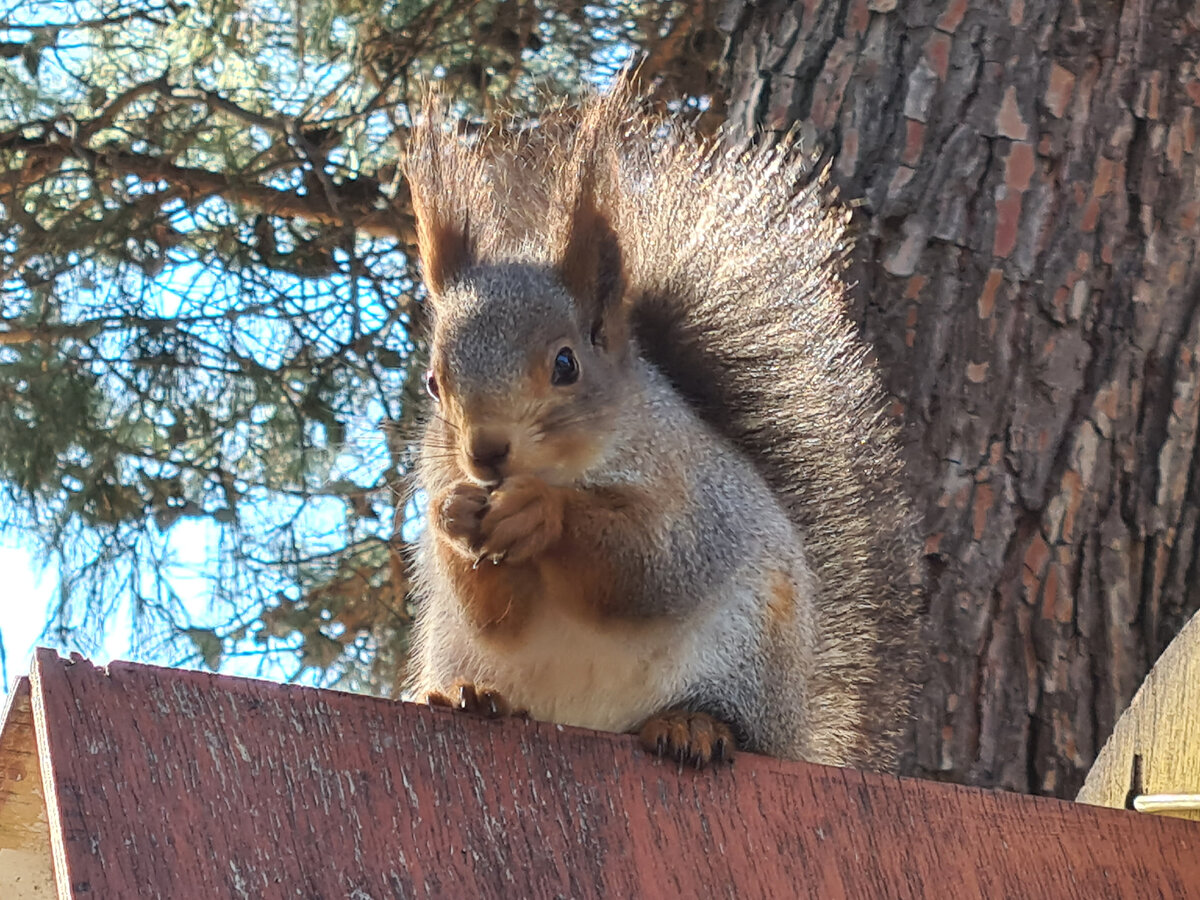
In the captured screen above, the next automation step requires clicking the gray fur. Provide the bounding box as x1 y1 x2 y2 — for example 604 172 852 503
401 91 922 769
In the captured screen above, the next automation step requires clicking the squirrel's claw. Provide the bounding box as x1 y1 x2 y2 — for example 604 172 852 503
476 475 564 564
424 681 526 719
638 710 736 770
470 550 507 569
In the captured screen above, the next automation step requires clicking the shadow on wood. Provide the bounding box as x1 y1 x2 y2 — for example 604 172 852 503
1 648 1197 898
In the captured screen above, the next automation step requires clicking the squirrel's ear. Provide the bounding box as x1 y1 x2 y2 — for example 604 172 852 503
410 192 472 298
404 102 476 299
557 187 626 348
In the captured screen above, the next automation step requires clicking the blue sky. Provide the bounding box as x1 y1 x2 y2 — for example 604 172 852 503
1 542 62 695
0 520 333 697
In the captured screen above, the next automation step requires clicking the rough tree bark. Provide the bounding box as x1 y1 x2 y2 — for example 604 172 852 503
719 0 1200 796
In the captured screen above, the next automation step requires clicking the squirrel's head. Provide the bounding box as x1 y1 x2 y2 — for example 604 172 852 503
410 150 629 486
424 261 629 486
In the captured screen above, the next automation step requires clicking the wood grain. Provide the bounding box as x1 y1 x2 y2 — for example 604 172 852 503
0 678 55 897
1078 609 1200 819
11 649 1199 898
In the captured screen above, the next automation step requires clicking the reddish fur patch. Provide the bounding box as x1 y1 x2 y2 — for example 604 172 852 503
436 477 679 642
554 483 682 619
439 540 535 642
539 542 622 621
767 571 797 627
556 173 627 346
410 192 471 296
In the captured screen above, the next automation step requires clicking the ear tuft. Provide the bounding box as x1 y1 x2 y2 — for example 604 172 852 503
556 165 626 348
410 192 471 296
560 193 623 309
403 101 478 299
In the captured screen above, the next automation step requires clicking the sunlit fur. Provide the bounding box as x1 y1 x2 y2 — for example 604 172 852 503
401 87 922 769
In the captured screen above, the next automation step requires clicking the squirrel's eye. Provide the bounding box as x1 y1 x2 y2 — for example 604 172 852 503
551 347 579 386
424 371 440 402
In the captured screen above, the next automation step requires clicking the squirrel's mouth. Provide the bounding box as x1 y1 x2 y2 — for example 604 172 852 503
440 405 607 488
457 451 595 491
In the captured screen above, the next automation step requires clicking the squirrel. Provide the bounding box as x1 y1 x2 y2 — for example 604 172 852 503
400 88 923 771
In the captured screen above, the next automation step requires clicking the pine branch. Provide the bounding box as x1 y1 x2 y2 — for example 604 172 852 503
1 134 414 242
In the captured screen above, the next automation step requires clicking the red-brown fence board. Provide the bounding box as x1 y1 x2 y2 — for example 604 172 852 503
1 648 1197 898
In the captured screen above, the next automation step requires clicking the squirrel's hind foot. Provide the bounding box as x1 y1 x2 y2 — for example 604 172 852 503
639 710 735 769
424 681 528 720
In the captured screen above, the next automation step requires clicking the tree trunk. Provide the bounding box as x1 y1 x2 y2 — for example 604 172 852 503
719 0 1200 796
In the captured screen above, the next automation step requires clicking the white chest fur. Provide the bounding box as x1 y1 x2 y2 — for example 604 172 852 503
464 602 704 734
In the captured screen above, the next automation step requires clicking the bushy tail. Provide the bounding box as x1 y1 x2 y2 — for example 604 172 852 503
408 89 924 767
586 92 923 767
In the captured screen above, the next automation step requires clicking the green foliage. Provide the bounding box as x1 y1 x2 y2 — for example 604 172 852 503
0 0 719 689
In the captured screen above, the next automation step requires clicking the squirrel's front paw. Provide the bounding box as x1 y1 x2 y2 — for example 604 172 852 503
434 482 490 557
639 710 736 769
478 475 564 564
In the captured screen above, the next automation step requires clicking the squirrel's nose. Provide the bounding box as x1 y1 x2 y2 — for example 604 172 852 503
467 429 511 482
